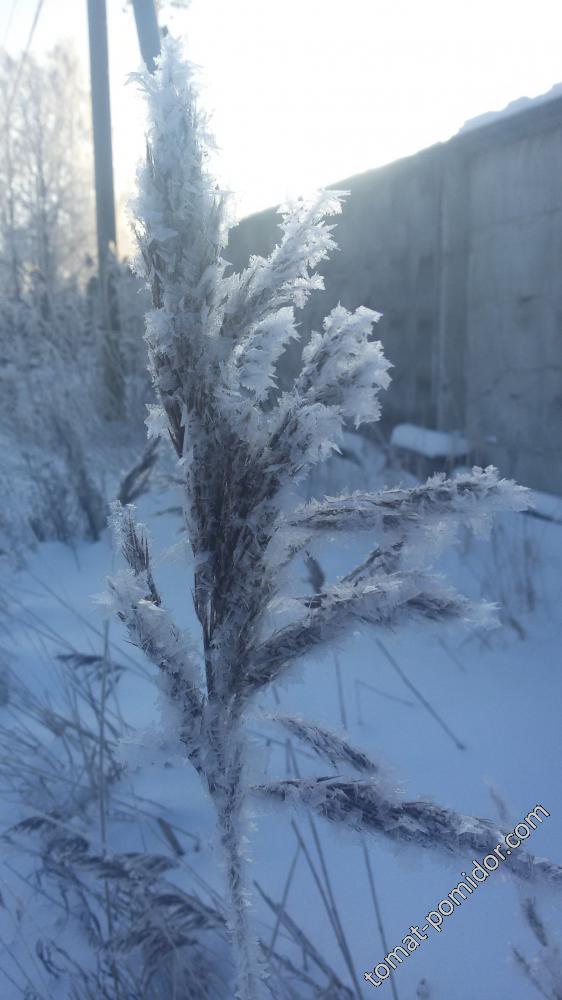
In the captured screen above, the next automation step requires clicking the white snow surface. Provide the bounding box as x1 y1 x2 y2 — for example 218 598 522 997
459 82 562 134
529 489 562 524
390 423 470 459
1 436 561 999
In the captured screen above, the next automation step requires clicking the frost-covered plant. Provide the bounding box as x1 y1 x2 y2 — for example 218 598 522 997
513 897 562 1000
0 617 350 998
0 261 155 556
107 37 557 998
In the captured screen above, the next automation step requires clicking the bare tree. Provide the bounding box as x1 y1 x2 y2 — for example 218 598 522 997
0 45 95 299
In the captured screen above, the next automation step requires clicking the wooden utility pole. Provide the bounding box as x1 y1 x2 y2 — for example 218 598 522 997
86 0 117 270
87 0 124 419
85 0 160 420
131 0 161 74
86 0 160 273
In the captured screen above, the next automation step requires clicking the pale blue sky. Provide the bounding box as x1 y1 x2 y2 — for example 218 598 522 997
3 0 562 233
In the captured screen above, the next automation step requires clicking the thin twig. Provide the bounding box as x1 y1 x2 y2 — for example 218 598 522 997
334 652 347 730
267 844 301 958
361 840 400 1000
376 639 466 751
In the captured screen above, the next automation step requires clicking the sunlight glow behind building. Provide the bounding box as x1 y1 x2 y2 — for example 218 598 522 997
2 0 562 229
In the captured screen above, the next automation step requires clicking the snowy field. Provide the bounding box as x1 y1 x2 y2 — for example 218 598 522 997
1 436 561 999
2 8 562 1000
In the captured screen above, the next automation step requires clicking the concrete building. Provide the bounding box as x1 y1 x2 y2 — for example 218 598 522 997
226 94 562 494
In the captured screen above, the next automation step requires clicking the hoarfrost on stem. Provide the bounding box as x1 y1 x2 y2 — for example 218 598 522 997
107 35 545 1000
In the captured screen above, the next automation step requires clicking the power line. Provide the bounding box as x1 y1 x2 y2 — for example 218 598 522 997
2 0 20 48
6 0 45 116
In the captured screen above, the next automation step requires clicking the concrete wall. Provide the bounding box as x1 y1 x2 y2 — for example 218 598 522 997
463 124 562 492
226 150 444 429
226 97 562 493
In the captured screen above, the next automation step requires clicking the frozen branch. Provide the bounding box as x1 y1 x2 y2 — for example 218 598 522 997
109 505 204 756
247 574 492 691
270 716 380 775
291 466 529 532
254 778 562 888
270 466 531 569
221 190 347 345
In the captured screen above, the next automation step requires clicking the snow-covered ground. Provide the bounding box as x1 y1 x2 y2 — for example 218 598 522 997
1 437 561 999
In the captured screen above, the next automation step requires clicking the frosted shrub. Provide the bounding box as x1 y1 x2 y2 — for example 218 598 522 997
108 38 557 998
